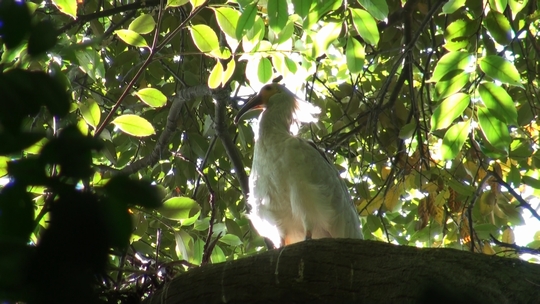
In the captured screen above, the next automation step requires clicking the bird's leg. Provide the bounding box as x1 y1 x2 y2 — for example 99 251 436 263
305 230 312 241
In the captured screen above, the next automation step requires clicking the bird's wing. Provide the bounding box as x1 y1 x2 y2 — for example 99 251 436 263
281 136 363 239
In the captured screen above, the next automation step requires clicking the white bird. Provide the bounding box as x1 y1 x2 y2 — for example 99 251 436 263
235 83 363 248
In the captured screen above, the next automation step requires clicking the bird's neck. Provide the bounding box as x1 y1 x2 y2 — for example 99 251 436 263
258 102 295 139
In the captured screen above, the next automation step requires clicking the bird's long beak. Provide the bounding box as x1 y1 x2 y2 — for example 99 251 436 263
234 94 264 124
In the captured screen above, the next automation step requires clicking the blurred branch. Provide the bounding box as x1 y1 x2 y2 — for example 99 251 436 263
489 234 540 255
212 87 250 198
119 85 212 175
490 170 540 222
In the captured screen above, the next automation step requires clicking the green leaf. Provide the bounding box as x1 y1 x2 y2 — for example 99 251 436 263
214 7 240 38
157 197 201 221
441 120 470 160
284 56 298 74
349 8 380 45
243 16 265 52
208 61 224 89
135 88 167 108
190 0 205 8
52 0 77 18
434 70 469 100
166 0 189 8
257 57 273 83
236 1 258 40
444 18 478 51
477 107 511 150
292 0 312 18
222 59 236 85
79 99 101 129
112 114 155 137
128 14 155 34
211 245 226 263
357 0 388 20
489 0 508 12
0 157 8 177
430 51 471 82
268 0 288 34
479 55 522 87
399 122 416 140
219 234 243 246
190 24 219 54
442 0 466 14
484 11 512 45
509 0 528 19
314 21 342 58
346 36 365 73
275 20 294 45
523 176 540 190
115 29 149 48
431 93 470 131
478 83 517 125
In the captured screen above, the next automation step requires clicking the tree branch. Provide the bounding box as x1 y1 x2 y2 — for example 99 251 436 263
212 87 249 198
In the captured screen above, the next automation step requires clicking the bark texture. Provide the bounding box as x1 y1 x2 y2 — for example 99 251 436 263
144 239 540 303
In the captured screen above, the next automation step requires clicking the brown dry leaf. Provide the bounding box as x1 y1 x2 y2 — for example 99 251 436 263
460 220 471 244
447 187 462 213
417 198 429 230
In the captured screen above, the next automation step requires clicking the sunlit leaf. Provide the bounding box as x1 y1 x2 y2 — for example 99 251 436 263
478 83 517 125
431 93 470 131
112 115 155 137
346 36 365 73
489 0 508 12
477 107 511 150
349 8 379 45
442 0 466 14
267 0 288 34
208 61 224 89
236 1 258 39
222 59 236 85
134 88 167 108
479 55 522 87
79 99 101 129
115 29 148 48
214 7 240 39
441 120 470 160
444 18 478 51
128 14 155 34
166 0 189 8
257 57 273 83
430 51 471 82
484 10 512 45
291 0 312 18
157 197 201 221
508 0 528 19
52 0 77 18
434 70 469 100
357 0 388 20
190 24 219 54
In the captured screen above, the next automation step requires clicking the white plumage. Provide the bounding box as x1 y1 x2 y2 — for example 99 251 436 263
235 83 363 247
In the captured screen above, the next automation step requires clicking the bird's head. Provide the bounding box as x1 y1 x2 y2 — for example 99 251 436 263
234 83 320 124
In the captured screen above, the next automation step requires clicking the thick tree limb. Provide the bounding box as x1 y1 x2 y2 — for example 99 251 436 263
143 239 540 303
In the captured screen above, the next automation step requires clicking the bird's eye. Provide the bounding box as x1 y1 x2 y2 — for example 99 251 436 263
263 85 272 91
